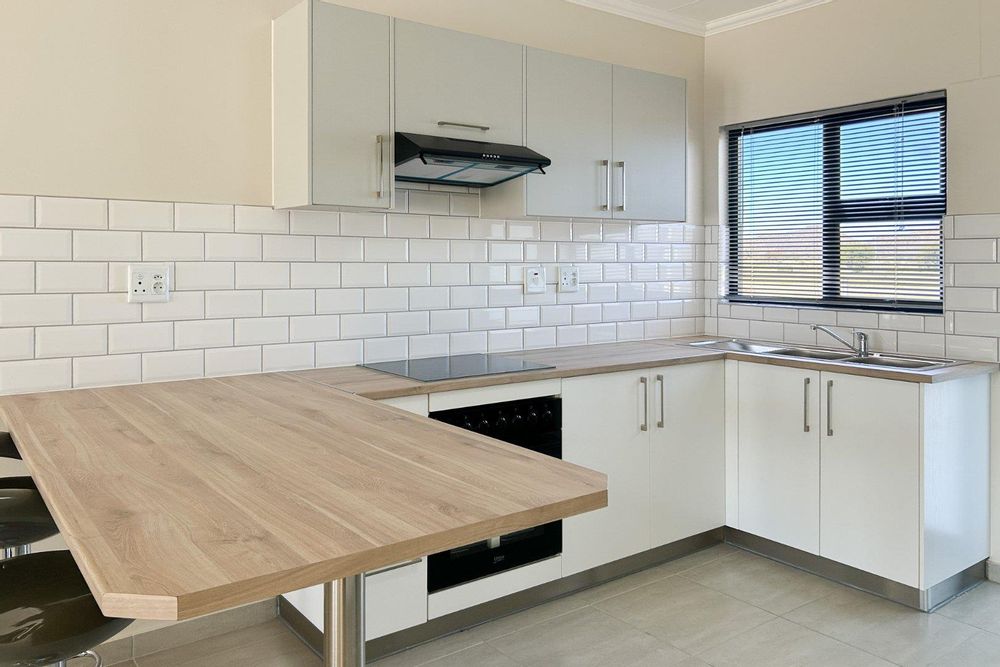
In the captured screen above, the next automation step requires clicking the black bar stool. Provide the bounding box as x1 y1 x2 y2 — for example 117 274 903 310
0 550 132 666
0 476 58 559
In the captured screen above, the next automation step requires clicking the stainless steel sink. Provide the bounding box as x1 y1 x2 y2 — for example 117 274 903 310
689 339 784 354
768 347 854 361
842 355 952 369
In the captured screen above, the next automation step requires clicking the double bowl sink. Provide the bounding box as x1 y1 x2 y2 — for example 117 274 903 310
689 339 963 370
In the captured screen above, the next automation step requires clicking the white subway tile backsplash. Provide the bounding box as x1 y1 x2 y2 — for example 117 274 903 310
618 320 645 341
952 214 1000 239
234 317 289 346
205 291 262 319
205 346 261 377
36 325 107 358
341 313 386 339
142 350 204 382
0 195 34 227
235 262 289 289
409 239 449 263
450 331 487 354
109 200 172 231
263 235 314 262
342 263 387 288
430 309 468 333
263 289 314 316
450 194 480 217
523 327 556 349
556 325 587 346
540 221 572 242
364 288 407 312
290 315 340 342
450 240 487 263
316 236 364 262
289 210 339 236
0 294 72 326
74 231 141 261
408 191 450 216
364 238 407 262
430 216 469 239
175 203 234 232
430 263 469 286
143 232 203 261
0 262 34 293
36 197 107 229
946 239 998 263
108 322 173 354
35 262 105 293
470 308 505 331
946 287 998 312
262 342 314 371
174 262 234 291
409 333 449 358
0 229 72 260
316 288 364 314
143 291 204 322
340 212 385 237
174 319 233 349
206 233 261 261
316 339 364 367
588 323 617 344
291 262 341 288
0 328 34 361
388 214 429 238
364 336 408 363
946 334 998 362
387 311 429 336
74 354 141 388
0 358 72 394
74 293 139 325
235 206 288 234
388 263 429 287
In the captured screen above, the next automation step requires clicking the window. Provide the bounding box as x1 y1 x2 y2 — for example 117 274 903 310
725 94 945 313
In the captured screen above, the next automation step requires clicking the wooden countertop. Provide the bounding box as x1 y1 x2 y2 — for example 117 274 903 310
293 338 997 400
0 373 606 622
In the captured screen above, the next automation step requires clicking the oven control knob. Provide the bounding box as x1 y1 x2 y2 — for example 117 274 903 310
461 416 474 430
510 409 524 428
477 415 491 432
495 411 509 432
526 408 539 425
540 408 553 425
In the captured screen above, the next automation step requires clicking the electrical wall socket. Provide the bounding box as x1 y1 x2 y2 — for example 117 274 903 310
127 263 171 303
558 265 579 292
523 266 546 294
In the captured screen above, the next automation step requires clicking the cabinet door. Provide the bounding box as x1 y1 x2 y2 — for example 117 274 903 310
561 370 651 575
395 21 523 145
650 361 725 546
525 48 613 219
310 1 392 208
738 363 821 554
611 66 686 221
820 373 919 586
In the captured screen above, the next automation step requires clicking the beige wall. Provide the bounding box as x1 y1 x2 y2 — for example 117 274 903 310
704 0 1000 220
0 0 704 216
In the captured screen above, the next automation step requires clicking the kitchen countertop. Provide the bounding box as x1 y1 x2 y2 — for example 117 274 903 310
0 372 606 621
294 337 997 400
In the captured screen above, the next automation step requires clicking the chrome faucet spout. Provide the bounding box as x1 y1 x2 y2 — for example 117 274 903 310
811 325 870 357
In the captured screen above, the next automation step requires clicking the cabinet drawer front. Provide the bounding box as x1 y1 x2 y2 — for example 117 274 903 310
366 558 428 639
395 21 523 145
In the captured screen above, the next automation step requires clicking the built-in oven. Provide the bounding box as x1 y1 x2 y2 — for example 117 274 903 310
427 395 562 593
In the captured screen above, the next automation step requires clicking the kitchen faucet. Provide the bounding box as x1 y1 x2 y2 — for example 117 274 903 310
811 325 870 357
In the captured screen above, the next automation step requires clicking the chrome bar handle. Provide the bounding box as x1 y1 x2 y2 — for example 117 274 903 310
639 376 648 432
600 160 610 211
803 377 811 432
826 380 834 437
376 135 386 199
616 160 627 211
437 120 490 131
656 374 664 428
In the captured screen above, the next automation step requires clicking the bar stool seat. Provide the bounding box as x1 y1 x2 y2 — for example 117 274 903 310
0 550 132 666
0 476 59 549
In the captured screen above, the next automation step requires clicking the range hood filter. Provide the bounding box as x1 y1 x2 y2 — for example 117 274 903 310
394 132 551 188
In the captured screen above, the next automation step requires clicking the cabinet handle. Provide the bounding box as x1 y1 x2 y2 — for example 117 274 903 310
656 374 664 428
616 161 627 211
803 377 810 432
600 160 610 211
437 120 490 131
826 380 833 437
639 376 648 432
376 135 386 199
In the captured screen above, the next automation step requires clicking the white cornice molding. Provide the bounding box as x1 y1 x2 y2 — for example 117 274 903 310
705 0 832 35
565 0 832 38
565 0 706 36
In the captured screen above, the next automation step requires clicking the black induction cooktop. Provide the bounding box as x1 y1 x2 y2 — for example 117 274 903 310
360 354 553 382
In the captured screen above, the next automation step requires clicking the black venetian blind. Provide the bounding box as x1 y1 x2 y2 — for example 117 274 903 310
725 93 945 313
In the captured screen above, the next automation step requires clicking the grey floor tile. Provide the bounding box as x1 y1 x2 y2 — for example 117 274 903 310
785 587 979 665
921 629 1000 666
422 642 521 666
682 549 842 615
488 606 695 667
699 617 893 666
648 543 741 578
132 599 277 658
596 574 775 655
369 629 486 667
135 619 319 667
936 581 1000 633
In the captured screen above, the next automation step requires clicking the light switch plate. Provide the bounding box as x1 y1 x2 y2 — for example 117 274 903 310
558 265 579 293
523 266 546 294
127 263 171 303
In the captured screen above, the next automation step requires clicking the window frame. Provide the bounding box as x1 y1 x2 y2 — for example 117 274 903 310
725 94 946 315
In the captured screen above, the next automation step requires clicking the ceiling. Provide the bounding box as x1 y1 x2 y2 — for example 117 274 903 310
565 0 832 36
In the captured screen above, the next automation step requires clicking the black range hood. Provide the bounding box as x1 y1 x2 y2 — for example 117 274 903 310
394 132 550 188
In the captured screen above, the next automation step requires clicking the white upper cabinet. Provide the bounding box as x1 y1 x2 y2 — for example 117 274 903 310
522 48 614 219
483 50 686 221
612 66 686 221
272 0 393 210
394 21 523 145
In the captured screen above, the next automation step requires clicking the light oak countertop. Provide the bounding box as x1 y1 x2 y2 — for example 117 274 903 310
0 372 606 621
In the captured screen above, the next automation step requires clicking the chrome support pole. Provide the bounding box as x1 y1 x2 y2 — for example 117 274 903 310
323 575 365 667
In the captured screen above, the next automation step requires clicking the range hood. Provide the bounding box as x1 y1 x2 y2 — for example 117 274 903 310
394 132 551 188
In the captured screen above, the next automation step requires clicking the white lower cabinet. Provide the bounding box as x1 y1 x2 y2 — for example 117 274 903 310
737 363 821 554
562 363 725 576
732 361 989 589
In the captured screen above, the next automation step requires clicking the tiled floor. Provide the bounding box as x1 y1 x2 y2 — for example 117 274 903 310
108 545 1000 666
